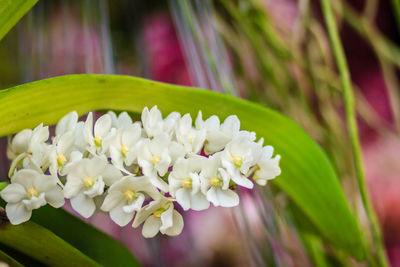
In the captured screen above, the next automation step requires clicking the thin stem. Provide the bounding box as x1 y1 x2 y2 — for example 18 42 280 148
320 0 389 266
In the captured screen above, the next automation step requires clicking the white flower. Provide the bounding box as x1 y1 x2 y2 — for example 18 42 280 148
55 111 86 151
84 112 116 155
137 133 172 192
108 111 133 128
200 155 239 207
132 198 184 238
195 112 244 154
63 157 123 218
101 176 162 226
109 122 143 173
220 135 262 189
253 146 281 186
0 169 64 225
141 106 180 138
49 131 83 176
175 114 206 154
168 156 209 211
7 124 50 174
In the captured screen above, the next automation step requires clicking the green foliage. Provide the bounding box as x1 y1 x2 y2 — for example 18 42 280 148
0 74 365 259
0 219 99 266
0 0 38 41
31 206 140 267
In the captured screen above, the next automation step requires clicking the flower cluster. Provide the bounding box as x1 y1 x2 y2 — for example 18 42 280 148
1 106 281 238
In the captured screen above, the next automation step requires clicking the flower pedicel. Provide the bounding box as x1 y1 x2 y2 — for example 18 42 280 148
1 106 281 238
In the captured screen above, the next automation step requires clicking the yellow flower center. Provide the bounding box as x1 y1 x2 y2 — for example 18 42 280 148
83 176 95 189
121 145 130 158
57 153 67 167
151 155 161 165
27 187 39 199
233 156 243 168
181 178 192 189
210 176 222 187
94 134 102 147
153 208 166 218
124 190 136 201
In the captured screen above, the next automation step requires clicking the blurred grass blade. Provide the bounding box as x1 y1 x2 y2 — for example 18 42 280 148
31 206 140 267
0 220 99 266
0 0 38 41
0 74 365 259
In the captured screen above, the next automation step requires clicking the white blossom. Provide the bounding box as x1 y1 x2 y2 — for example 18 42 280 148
137 133 172 192
63 156 122 218
109 122 143 173
84 112 116 155
220 135 263 189
195 112 243 154
132 198 184 238
101 176 161 226
7 124 50 174
200 155 239 207
176 114 206 154
0 169 64 225
253 146 281 186
141 106 180 138
49 131 83 176
168 156 209 211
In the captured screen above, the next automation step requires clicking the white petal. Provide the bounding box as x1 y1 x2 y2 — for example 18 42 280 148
22 193 46 210
0 184 26 203
102 164 123 186
101 191 124 212
190 192 210 211
84 177 104 198
11 129 32 154
216 189 239 207
45 187 65 208
94 114 112 137
206 187 220 207
163 210 184 236
142 216 162 238
176 188 191 211
221 115 240 133
11 169 38 190
63 177 84 198
160 204 174 231
110 204 134 227
70 192 96 218
6 202 32 225
56 111 78 136
231 174 254 189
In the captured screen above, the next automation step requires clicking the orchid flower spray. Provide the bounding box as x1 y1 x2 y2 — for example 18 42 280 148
1 106 281 237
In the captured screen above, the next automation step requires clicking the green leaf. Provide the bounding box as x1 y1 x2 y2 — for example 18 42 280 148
0 220 99 266
0 182 7 192
0 0 38 41
31 206 140 267
0 74 365 259
0 248 24 267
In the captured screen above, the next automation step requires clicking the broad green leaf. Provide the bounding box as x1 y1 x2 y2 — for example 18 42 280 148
0 220 99 266
0 74 365 259
0 0 38 41
31 206 140 267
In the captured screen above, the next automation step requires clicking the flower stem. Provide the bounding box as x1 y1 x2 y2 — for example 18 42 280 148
320 0 389 266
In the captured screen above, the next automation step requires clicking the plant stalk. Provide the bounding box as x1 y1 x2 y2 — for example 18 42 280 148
320 0 389 266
